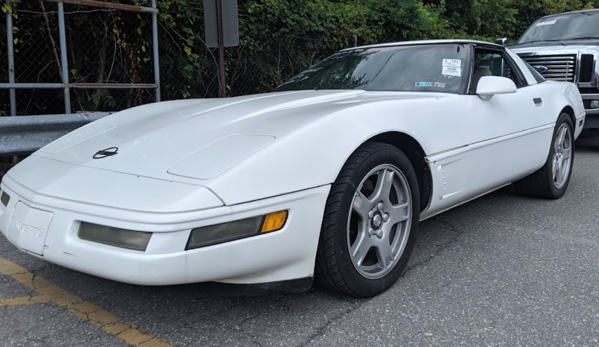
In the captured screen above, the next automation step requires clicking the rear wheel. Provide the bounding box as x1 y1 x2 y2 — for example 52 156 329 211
514 112 574 199
315 142 420 297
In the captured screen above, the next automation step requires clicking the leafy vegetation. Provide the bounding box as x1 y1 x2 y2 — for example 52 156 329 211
144 0 599 98
3 0 599 113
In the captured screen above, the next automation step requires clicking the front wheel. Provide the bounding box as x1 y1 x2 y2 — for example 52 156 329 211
514 112 574 199
314 142 420 297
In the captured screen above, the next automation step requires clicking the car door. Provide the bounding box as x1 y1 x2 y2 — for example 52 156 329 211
424 47 555 216
465 47 554 179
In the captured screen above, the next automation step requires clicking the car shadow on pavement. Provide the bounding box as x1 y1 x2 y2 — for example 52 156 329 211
576 135 599 152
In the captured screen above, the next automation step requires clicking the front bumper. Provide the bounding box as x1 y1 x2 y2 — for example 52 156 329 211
0 173 330 286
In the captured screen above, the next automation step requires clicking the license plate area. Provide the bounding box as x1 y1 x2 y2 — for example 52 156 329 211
7 202 53 255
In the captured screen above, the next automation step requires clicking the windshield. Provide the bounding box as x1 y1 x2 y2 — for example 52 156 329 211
275 44 470 94
518 11 599 43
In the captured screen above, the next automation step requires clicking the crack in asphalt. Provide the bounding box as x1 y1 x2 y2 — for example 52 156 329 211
250 299 301 344
405 218 464 272
296 300 366 347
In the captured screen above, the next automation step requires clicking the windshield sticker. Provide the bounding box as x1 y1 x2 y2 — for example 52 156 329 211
415 82 433 87
442 66 461 77
442 59 462 77
415 82 445 88
443 59 461 68
535 20 556 26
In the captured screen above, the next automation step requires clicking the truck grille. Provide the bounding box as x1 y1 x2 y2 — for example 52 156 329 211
519 54 576 82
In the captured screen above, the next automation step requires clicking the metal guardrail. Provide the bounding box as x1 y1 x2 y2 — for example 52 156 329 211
0 112 110 156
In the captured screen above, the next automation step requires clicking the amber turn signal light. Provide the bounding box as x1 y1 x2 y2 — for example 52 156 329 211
261 210 288 233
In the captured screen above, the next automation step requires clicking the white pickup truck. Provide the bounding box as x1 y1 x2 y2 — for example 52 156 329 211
505 9 599 131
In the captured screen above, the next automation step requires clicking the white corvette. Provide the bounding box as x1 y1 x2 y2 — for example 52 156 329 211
0 40 585 297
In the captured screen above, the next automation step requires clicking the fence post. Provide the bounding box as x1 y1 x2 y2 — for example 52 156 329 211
5 0 18 163
152 0 160 102
5 0 16 117
57 1 71 114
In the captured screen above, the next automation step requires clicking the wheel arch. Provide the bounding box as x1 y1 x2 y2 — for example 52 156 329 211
561 105 576 127
365 132 432 212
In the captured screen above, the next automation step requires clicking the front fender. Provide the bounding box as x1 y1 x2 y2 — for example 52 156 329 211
204 96 465 205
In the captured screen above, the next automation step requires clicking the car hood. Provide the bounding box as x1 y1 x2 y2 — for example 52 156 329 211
509 41 599 55
35 90 437 184
509 39 599 49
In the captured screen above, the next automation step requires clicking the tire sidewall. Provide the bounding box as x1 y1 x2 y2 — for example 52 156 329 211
547 113 575 197
327 144 420 297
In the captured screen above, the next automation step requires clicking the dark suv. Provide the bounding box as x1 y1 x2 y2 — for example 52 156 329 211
507 9 599 130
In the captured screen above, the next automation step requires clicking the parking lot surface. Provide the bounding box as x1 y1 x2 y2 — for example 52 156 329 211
1 137 598 347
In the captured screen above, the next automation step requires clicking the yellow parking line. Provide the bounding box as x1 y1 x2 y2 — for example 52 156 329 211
0 256 174 347
0 296 39 306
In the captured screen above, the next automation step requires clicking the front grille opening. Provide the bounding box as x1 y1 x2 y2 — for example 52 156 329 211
580 54 594 83
1 191 10 207
519 54 577 82
579 87 599 94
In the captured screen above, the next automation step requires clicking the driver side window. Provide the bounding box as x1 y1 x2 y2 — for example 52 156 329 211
470 49 525 93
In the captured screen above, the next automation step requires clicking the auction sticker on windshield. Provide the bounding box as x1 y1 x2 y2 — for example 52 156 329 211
442 59 461 77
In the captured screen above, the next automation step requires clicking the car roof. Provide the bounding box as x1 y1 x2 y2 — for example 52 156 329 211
342 39 502 51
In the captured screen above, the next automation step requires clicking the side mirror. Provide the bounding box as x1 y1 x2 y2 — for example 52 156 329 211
476 76 517 100
495 38 508 46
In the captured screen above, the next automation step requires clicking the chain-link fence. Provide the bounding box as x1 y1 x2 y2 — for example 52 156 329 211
0 0 159 116
64 2 158 111
0 0 289 117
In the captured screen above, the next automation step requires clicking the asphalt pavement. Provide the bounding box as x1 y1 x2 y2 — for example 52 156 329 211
0 137 598 347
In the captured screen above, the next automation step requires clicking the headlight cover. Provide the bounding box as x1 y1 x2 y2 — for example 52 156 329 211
78 222 152 251
186 210 288 249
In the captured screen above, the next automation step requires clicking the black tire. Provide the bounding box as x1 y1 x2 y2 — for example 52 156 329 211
513 112 574 199
314 142 420 297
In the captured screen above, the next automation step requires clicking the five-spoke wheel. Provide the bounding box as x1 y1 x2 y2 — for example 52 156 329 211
514 112 575 199
552 122 573 190
315 143 419 297
348 165 412 280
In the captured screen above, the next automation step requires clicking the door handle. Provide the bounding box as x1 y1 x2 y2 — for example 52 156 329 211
533 97 543 105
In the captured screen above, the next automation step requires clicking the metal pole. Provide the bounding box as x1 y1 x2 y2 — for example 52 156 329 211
215 0 225 98
151 0 160 101
57 1 71 114
6 0 17 163
5 0 16 117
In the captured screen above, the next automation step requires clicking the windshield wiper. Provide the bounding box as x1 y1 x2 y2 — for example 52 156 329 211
520 39 564 44
570 37 599 40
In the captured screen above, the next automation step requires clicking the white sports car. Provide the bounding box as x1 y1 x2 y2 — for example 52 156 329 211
0 40 585 297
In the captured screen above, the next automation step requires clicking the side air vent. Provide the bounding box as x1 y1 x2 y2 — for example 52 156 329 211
579 54 594 83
